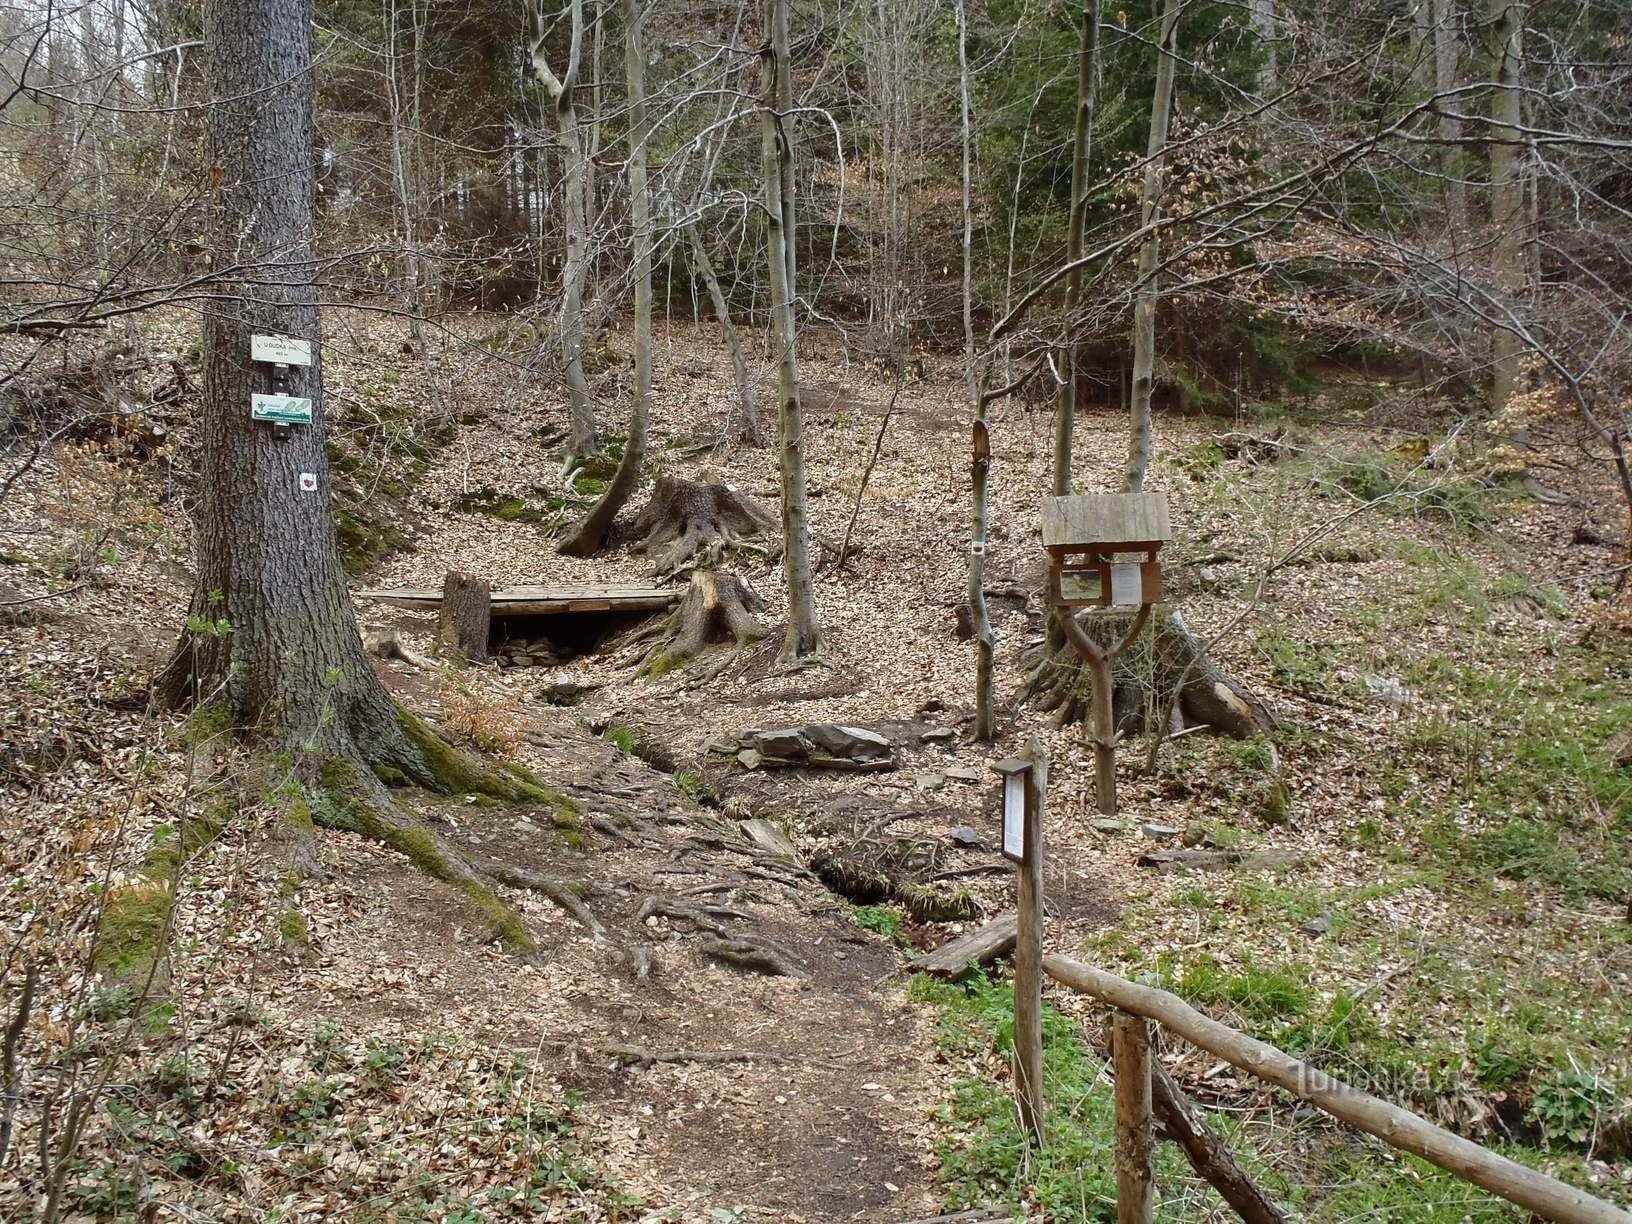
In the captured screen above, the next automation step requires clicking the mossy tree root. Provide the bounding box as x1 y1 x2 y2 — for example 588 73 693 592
280 704 588 957
638 570 766 677
1020 606 1275 739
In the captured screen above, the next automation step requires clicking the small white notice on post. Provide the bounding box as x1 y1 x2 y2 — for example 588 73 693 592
251 393 313 424
251 334 313 366
1109 562 1143 606
1002 772 1025 861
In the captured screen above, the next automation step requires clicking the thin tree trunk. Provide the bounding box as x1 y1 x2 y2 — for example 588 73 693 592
957 0 993 741
1486 0 1525 413
687 222 760 446
1435 0 1466 226
1051 0 1100 498
761 0 820 662
1125 0 1181 494
558 0 650 556
531 0 596 460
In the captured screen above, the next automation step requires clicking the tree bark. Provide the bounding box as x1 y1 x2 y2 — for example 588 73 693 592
1125 0 1180 494
1051 0 1100 499
532 0 596 460
558 0 650 556
437 570 490 663
1113 1013 1155 1224
1486 0 1525 414
761 0 821 663
1434 0 1467 226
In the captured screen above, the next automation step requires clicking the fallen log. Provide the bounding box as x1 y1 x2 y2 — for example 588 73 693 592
1151 1059 1287 1224
919 913 1018 976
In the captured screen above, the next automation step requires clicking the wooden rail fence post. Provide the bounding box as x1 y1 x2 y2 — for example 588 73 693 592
1112 1012 1155 1224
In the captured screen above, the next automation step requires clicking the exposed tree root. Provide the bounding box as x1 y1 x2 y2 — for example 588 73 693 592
697 935 807 978
629 474 778 575
1021 606 1275 738
636 570 766 677
485 864 608 942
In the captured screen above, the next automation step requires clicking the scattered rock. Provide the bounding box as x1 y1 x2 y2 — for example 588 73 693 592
731 724 897 771
736 749 763 770
740 817 797 859
1301 910 1334 936
1142 823 1181 841
943 765 983 783
1362 674 1412 706
915 773 946 791
541 680 597 706
920 727 956 743
1091 818 1126 834
947 826 982 849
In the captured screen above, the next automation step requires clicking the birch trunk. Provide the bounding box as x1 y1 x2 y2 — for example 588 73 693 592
557 0 650 556
1124 0 1181 494
1051 0 1100 498
1486 0 1525 413
761 0 820 662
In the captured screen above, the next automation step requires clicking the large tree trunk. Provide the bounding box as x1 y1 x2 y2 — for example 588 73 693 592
153 0 558 953
760 0 821 663
153 0 400 759
1051 0 1100 498
1486 0 1525 414
532 0 596 461
558 0 650 557
1125 0 1181 494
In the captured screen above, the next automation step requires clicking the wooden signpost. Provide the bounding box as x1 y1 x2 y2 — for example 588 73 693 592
1042 493 1171 815
994 750 1046 1143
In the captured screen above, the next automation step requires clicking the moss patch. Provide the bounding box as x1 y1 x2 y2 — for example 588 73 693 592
96 883 172 976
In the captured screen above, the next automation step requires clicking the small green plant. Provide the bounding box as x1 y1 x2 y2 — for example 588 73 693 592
850 904 903 937
602 724 637 755
1529 1070 1616 1149
673 770 716 805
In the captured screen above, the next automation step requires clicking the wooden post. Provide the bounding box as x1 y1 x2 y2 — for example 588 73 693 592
1113 1012 1155 1224
1012 747 1047 1143
1085 648 1117 814
438 570 490 662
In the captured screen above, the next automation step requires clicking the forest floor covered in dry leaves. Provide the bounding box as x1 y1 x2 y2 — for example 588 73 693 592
2 307 1628 1221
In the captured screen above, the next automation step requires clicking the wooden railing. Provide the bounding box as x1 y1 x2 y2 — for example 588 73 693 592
992 749 1630 1224
1040 954 1632 1224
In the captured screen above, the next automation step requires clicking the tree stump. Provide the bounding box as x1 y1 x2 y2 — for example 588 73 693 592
1023 606 1274 738
437 570 490 662
639 570 766 675
629 474 778 575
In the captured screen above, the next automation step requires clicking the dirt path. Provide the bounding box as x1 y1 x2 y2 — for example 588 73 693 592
289 691 944 1221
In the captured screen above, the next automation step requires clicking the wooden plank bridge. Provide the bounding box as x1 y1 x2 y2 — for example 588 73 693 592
359 583 678 617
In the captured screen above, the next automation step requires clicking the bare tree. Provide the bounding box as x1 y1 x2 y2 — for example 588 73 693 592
531 0 597 460
1052 0 1101 498
760 0 820 663
1125 0 1181 494
556 0 650 556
